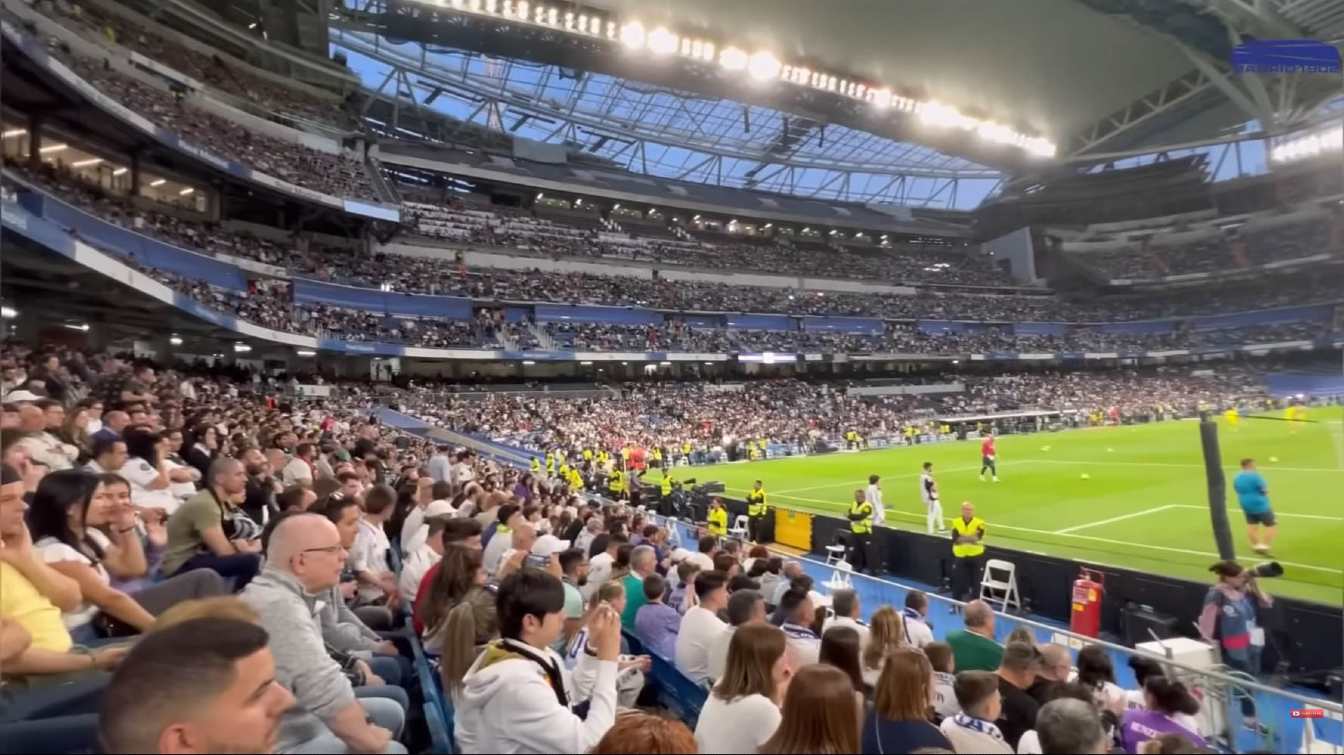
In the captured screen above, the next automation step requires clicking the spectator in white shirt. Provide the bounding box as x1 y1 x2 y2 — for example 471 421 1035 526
686 534 716 572
582 533 625 602
573 515 603 557
281 443 316 487
351 484 399 609
121 427 187 516
866 474 885 524
402 516 483 606
694 623 792 754
481 506 524 577
426 445 452 484
401 486 456 557
776 586 821 666
902 590 936 648
674 569 729 683
84 436 127 475
455 568 621 754
925 641 961 719
708 588 767 683
821 588 870 650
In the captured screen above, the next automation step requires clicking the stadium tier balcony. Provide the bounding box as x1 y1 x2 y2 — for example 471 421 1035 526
24 29 378 204
39 0 353 130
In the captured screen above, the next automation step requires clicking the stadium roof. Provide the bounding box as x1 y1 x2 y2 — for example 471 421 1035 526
333 0 1342 208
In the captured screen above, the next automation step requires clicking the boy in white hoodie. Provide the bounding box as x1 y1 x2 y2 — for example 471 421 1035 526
455 567 622 754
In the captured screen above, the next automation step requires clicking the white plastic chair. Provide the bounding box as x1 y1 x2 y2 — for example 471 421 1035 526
979 558 1021 612
825 542 848 566
828 560 853 590
727 514 748 540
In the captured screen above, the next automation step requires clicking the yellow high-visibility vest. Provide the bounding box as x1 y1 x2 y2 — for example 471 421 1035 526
849 500 873 535
951 516 987 558
746 489 767 517
707 507 728 535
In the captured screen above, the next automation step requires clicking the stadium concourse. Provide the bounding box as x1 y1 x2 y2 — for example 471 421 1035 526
3 0 1344 753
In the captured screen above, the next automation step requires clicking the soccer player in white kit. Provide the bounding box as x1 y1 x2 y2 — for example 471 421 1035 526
920 461 946 534
866 474 885 525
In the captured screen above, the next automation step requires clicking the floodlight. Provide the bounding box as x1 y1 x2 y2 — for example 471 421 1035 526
2 128 26 138
719 47 748 71
620 21 646 49
647 26 677 55
747 50 781 81
169 336 183 346
71 158 103 168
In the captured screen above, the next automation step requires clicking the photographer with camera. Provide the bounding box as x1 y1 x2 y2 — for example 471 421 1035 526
1198 560 1276 677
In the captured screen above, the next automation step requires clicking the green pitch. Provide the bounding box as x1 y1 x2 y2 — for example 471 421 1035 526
666 414 1344 606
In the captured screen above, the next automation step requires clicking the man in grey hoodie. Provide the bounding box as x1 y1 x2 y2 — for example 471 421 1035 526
241 513 408 754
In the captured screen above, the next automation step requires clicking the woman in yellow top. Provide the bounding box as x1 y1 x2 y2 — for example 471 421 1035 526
706 498 729 536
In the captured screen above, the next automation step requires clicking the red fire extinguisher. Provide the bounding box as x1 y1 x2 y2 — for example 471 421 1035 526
1070 568 1104 638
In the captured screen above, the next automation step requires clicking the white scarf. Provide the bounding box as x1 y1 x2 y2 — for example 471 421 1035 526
950 713 1007 743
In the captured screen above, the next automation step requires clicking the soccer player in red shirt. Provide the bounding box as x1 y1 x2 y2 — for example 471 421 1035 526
980 434 999 483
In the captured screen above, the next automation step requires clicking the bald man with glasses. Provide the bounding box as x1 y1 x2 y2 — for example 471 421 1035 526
241 514 408 753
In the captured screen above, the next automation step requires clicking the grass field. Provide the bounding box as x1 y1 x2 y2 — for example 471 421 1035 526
667 413 1344 606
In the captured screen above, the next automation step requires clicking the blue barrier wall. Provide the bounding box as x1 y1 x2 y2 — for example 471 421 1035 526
801 316 885 334
724 313 794 331
21 191 247 291
1093 320 1177 334
1015 322 1067 336
1188 304 1334 332
1265 373 1344 397
292 279 472 318
534 303 663 325
919 320 973 335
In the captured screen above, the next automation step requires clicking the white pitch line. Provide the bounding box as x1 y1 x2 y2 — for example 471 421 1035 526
1020 458 1342 473
768 463 1018 496
750 490 1342 575
1168 505 1344 522
1054 505 1177 534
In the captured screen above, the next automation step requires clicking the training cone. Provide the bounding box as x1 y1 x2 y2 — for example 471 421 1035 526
1080 473 1091 479
1269 456 1279 463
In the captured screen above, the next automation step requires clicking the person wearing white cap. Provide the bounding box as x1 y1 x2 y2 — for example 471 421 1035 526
2 389 42 404
573 515 603 557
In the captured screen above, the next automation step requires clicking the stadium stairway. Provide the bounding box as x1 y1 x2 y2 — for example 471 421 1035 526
373 407 538 468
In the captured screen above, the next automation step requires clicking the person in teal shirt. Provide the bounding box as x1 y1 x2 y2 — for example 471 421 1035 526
621 545 658 629
1232 458 1277 554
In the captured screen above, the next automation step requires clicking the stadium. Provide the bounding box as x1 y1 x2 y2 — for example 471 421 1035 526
0 0 1341 752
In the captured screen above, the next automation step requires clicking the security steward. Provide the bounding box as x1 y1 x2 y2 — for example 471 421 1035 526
607 467 625 499
949 500 987 601
530 456 542 474
847 488 875 574
706 497 729 537
659 472 674 503
745 480 768 543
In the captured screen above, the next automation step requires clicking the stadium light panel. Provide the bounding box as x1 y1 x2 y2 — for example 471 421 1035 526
297 349 317 357
647 26 678 55
2 128 26 138
747 51 781 81
169 336 183 346
71 158 103 168
179 188 195 196
38 144 67 154
234 343 252 353
149 179 167 187
0 307 16 319
719 46 748 72
620 21 645 48
112 167 128 176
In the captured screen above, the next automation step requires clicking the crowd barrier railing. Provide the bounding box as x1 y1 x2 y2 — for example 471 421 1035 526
647 513 1343 754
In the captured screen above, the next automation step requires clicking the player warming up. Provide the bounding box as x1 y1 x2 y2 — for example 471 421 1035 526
1233 458 1277 554
920 462 946 534
866 474 886 525
979 433 999 482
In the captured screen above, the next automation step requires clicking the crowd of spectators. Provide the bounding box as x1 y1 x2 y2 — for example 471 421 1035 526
41 0 354 129
1070 213 1338 280
26 28 376 201
395 369 1267 462
1 342 1238 754
10 161 1344 337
